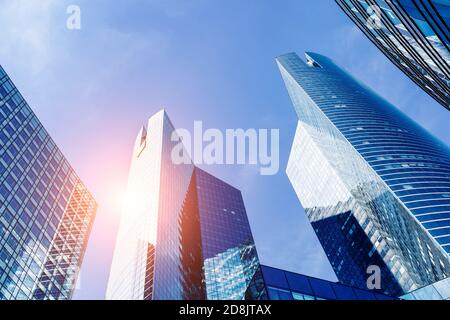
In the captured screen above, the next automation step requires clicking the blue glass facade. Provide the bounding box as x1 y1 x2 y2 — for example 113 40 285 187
402 276 450 300
278 52 450 296
336 0 450 110
106 111 260 300
0 65 97 300
196 168 259 300
246 265 396 300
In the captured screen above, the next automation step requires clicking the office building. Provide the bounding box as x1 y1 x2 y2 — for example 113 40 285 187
336 0 450 110
277 52 450 296
401 276 450 300
246 265 396 300
106 110 260 300
0 65 97 300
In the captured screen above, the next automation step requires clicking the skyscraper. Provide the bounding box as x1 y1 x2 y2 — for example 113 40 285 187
335 0 450 110
0 65 97 300
106 110 260 300
277 52 450 296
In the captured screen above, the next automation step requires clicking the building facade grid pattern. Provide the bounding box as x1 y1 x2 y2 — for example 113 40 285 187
106 111 260 300
336 0 450 110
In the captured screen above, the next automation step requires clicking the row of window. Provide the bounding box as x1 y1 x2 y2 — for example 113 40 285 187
261 266 395 300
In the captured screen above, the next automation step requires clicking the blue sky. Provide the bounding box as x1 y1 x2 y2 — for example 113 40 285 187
0 0 449 300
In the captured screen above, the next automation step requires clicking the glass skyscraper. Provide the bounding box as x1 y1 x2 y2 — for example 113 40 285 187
277 52 450 297
106 110 260 300
335 0 450 110
0 65 97 300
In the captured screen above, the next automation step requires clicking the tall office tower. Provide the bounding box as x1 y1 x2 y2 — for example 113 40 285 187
277 52 450 296
335 0 450 110
0 66 97 300
106 110 260 300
